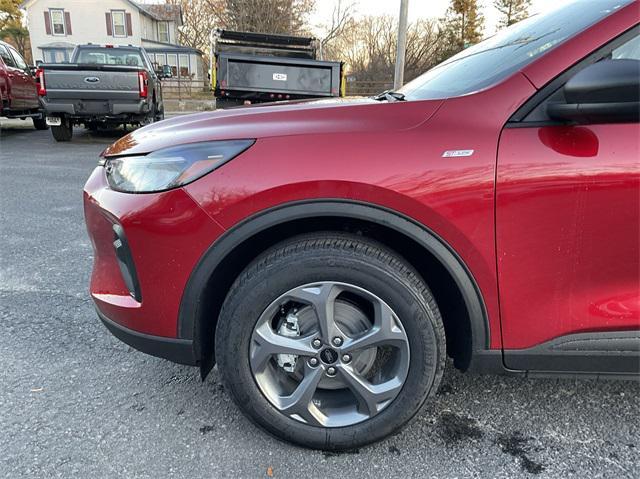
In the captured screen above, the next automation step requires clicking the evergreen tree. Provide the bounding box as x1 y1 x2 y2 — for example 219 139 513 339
494 0 532 28
437 0 485 62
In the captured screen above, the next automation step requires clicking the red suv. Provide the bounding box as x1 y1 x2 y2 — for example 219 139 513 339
0 41 47 129
84 0 640 450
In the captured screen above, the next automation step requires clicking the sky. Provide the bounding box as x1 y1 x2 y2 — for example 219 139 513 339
135 0 561 37
311 0 559 36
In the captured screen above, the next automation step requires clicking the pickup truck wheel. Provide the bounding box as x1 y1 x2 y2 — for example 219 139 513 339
215 233 446 450
155 107 164 122
140 103 157 126
51 120 73 142
32 116 48 130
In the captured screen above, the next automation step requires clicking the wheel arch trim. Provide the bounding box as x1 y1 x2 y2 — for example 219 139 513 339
178 199 491 362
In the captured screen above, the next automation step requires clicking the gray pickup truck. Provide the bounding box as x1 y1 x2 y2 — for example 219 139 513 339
38 45 165 141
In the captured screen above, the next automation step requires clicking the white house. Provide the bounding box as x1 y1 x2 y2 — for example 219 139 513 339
21 0 204 80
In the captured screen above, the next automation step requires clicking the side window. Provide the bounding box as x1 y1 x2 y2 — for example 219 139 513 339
8 47 28 70
0 45 17 68
611 35 640 60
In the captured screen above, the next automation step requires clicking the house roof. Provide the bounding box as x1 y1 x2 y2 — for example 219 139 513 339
136 3 183 25
37 41 76 49
142 40 203 55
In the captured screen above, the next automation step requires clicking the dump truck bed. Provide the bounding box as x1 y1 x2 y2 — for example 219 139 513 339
216 53 343 101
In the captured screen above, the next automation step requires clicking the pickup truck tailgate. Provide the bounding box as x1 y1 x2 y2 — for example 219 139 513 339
43 64 142 101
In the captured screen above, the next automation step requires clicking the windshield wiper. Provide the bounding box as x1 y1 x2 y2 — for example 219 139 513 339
373 90 406 102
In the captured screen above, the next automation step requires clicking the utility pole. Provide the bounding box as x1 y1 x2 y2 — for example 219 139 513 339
393 0 409 90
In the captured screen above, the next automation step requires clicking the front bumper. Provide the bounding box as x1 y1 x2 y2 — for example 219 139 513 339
98 308 197 365
84 166 226 361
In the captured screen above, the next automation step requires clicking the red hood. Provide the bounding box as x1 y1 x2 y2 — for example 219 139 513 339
103 97 443 156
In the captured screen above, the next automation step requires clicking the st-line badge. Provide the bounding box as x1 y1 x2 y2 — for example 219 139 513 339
442 149 475 158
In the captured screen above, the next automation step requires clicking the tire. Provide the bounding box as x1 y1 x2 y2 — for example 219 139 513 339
155 105 165 122
51 119 73 142
140 102 159 126
215 233 446 450
32 115 48 130
85 122 99 132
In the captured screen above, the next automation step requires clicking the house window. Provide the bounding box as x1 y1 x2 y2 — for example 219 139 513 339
166 53 178 77
158 22 169 43
43 48 70 63
154 53 166 67
179 54 189 77
112 11 126 37
147 53 159 71
50 9 65 35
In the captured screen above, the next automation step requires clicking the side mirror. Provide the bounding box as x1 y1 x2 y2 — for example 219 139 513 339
547 59 640 124
28 65 38 76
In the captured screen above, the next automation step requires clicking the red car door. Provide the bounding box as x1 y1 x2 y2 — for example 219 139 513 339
497 31 640 371
7 45 39 110
0 44 25 109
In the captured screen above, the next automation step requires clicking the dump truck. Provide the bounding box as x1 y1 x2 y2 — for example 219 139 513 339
210 29 345 107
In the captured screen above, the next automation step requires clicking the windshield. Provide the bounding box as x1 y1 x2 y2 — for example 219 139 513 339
75 48 145 67
399 0 633 100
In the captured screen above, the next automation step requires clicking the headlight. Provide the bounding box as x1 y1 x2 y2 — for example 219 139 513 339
104 139 254 193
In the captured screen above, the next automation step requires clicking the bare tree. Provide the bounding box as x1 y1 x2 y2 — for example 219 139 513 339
223 0 315 35
165 0 225 54
324 15 442 86
494 0 531 27
317 0 356 59
404 19 443 80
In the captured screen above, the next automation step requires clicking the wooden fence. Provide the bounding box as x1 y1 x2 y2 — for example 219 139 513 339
160 79 393 100
345 80 393 97
161 77 209 100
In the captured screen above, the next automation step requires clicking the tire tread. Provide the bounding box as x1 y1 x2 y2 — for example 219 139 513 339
217 232 446 450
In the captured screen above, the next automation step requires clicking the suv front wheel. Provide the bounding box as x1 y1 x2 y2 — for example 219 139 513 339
216 233 446 450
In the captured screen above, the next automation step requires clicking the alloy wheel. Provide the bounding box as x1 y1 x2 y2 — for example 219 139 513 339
249 282 410 427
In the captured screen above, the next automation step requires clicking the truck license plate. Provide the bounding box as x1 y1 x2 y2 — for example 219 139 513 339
46 117 62 126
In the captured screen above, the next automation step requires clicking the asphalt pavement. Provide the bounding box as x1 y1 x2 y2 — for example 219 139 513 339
1 117 638 478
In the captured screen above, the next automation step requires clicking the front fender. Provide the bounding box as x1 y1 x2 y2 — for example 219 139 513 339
177 199 492 378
